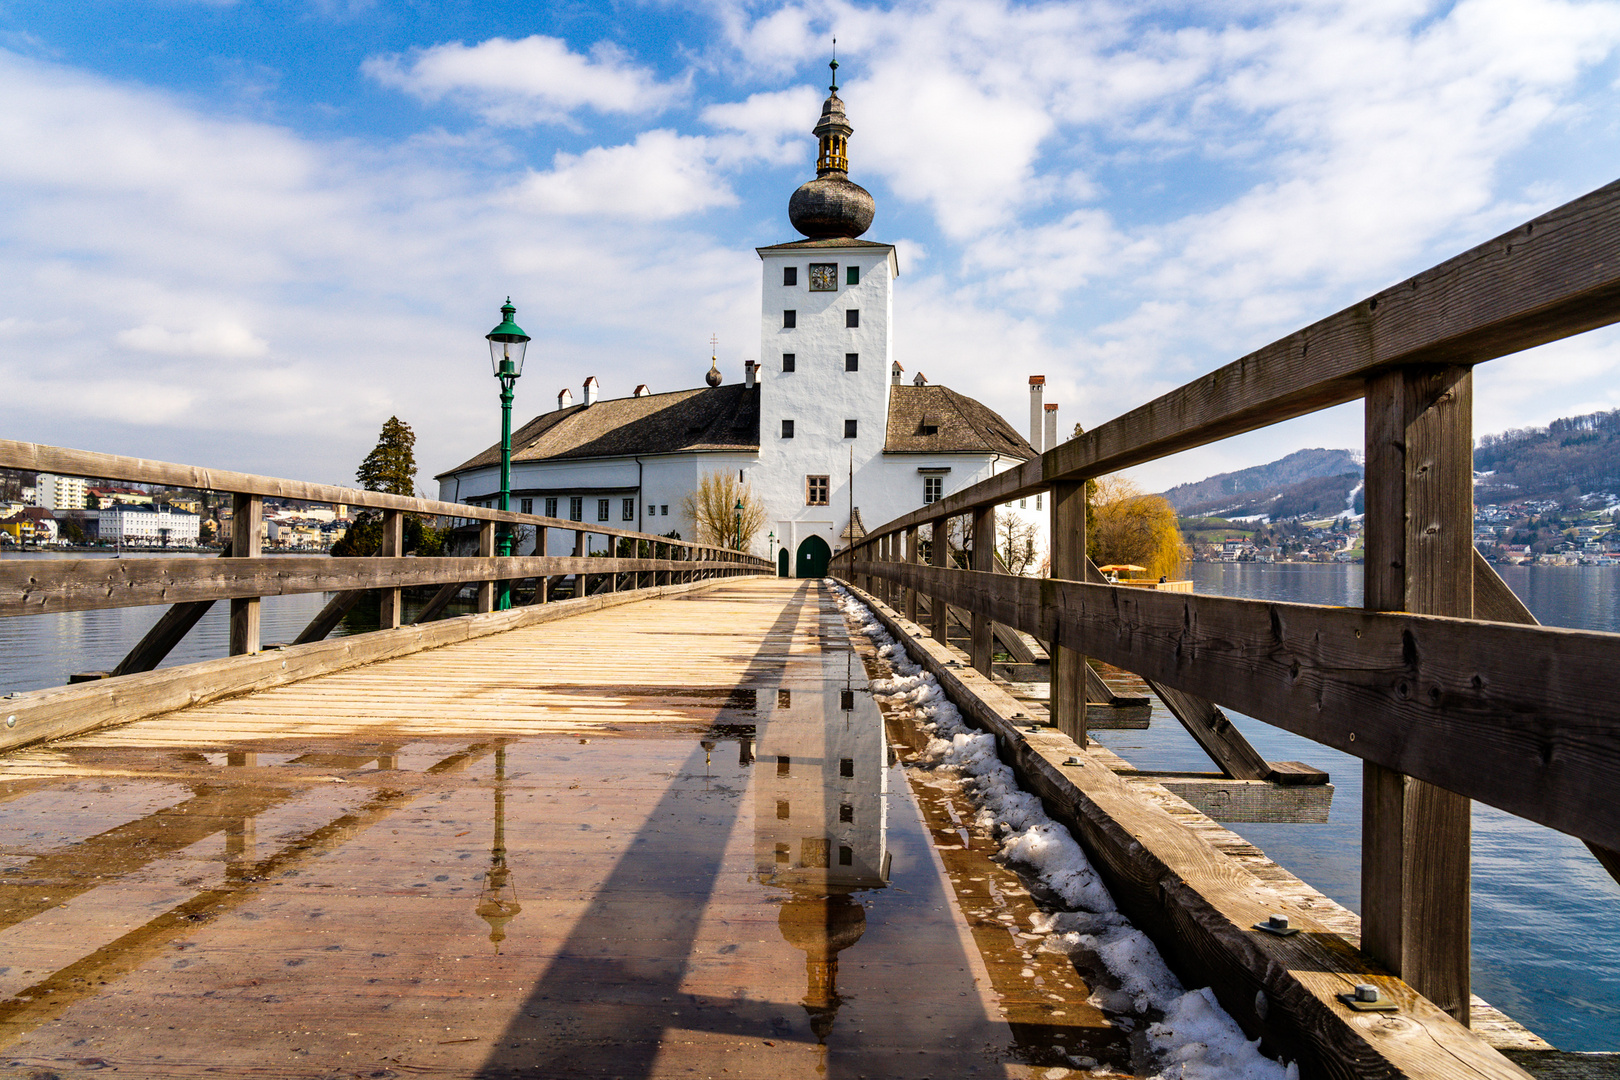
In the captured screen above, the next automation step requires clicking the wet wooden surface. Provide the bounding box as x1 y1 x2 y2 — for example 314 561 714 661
0 579 1135 1079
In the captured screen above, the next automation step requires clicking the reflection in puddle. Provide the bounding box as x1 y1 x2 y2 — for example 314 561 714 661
475 743 521 951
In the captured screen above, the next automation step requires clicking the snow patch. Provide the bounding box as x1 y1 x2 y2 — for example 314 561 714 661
832 583 1295 1080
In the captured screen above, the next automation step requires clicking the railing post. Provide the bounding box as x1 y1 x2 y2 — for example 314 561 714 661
904 526 919 623
970 504 994 675
573 529 587 596
379 509 404 630
535 525 548 604
929 518 948 644
1361 364 1475 1025
1050 481 1088 746
229 493 261 655
476 520 496 613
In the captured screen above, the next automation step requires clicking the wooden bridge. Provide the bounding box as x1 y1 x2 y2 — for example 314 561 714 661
6 177 1620 1079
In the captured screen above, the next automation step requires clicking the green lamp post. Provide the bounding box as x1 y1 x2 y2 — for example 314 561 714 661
486 299 530 610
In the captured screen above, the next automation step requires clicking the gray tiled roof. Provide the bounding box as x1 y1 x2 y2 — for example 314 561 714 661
755 238 895 252
884 384 1036 458
437 384 760 478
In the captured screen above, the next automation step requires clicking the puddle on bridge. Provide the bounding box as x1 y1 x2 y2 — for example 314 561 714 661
0 581 1138 1078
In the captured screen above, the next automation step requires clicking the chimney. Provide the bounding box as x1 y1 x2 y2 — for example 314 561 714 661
1044 403 1058 453
1028 375 1046 454
913 371 927 386
633 384 650 398
558 387 573 410
582 376 599 406
745 360 756 389
891 360 904 384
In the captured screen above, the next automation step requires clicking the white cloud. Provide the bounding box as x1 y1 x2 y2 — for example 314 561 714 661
365 36 680 126
116 321 269 359
702 86 822 167
514 130 737 219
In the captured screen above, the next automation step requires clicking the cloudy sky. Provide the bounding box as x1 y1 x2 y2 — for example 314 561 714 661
4 0 1620 494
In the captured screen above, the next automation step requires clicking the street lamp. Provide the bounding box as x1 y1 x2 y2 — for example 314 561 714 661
486 299 530 610
735 498 744 552
768 530 776 574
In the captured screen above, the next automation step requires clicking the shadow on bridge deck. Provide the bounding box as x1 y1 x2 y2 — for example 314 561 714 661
0 579 1136 1079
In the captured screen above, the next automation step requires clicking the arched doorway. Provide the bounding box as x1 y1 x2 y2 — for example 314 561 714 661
795 535 831 578
777 547 789 578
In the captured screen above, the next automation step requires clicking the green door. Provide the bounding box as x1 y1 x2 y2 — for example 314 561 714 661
777 547 789 578
795 535 831 578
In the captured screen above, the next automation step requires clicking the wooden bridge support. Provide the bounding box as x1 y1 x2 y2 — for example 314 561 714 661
229 494 261 655
476 522 497 613
379 510 404 630
1049 480 1088 745
970 505 994 675
904 526 919 622
1361 364 1474 1025
929 518 948 645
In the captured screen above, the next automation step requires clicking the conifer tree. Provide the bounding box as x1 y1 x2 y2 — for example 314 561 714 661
356 416 417 496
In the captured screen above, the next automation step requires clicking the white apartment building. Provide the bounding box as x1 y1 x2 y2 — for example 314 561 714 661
99 505 201 546
33 473 88 511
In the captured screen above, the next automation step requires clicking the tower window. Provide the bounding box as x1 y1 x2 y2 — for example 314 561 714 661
845 353 858 372
622 498 634 521
846 309 860 328
847 265 860 285
647 503 655 517
777 755 791 776
783 310 796 329
597 498 610 522
840 758 855 777
807 475 829 506
569 497 583 521
924 477 942 504
545 497 558 518
840 803 853 823
660 505 668 515
783 266 798 287
782 353 795 372
838 845 853 866
782 419 795 438
777 800 790 820
844 419 858 438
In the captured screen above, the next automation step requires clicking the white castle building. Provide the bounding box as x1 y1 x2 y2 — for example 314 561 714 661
438 68 1056 577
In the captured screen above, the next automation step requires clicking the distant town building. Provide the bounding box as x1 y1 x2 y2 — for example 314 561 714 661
32 473 88 511
98 505 200 546
0 507 59 545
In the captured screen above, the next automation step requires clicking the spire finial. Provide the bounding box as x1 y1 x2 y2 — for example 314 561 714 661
829 39 838 92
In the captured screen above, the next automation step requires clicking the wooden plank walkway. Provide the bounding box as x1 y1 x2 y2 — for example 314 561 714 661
0 579 1140 1079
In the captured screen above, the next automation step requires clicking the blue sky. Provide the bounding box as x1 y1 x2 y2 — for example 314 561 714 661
5 0 1620 493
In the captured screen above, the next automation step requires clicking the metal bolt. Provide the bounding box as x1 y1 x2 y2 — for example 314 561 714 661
1027 724 1040 733
1268 914 1289 931
1353 984 1379 1003
4 715 14 729
1063 756 1083 766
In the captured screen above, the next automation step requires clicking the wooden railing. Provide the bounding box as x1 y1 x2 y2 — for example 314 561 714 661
833 177 1620 1030
0 439 769 663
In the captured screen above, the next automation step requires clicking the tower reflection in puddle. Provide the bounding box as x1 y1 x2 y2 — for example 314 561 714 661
754 674 890 1042
476 742 521 952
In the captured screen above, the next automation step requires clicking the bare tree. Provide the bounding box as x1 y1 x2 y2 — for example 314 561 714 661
997 512 1040 576
682 471 768 551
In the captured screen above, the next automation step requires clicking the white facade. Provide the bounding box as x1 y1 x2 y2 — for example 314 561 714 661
33 473 87 511
99 505 201 546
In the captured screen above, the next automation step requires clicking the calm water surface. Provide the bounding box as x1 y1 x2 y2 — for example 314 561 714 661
1090 562 1620 1052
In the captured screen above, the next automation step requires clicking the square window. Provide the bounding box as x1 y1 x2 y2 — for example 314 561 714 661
777 755 791 777
660 505 669 515
777 689 791 708
782 419 795 438
545 497 558 518
846 265 860 285
597 499 610 522
838 845 853 866
846 309 859 328
839 803 853 823
844 419 858 438
845 353 858 372
806 475 829 506
840 758 854 777
782 352 795 372
808 263 837 291
783 309 796 329
520 497 533 514
783 266 798 286
569 496 583 521
648 503 656 516
775 843 790 864
803 838 830 868
622 498 634 521
777 800 791 820
924 477 942 504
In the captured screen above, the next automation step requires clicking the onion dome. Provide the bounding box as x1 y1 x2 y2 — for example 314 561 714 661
788 59 875 240
705 355 723 387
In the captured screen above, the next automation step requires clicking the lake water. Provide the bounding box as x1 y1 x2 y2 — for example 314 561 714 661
4 552 1618 1051
1089 561 1620 1053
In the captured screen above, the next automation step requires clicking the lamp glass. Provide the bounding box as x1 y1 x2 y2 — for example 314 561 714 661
489 338 527 378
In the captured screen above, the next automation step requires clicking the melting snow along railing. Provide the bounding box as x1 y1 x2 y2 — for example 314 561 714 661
0 439 769 662
832 177 1620 1030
